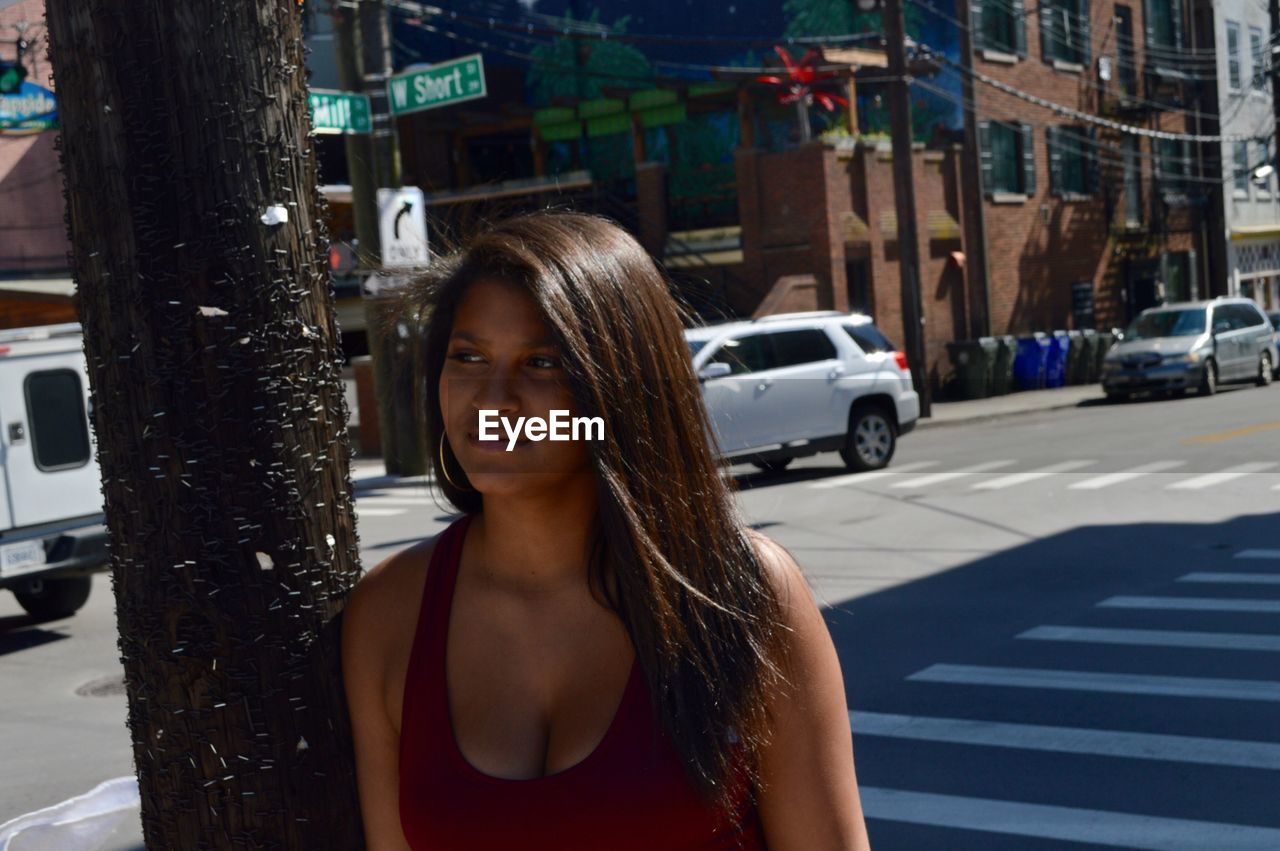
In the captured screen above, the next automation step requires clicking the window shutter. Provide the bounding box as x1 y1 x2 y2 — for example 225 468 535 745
971 0 985 51
1079 0 1092 64
1012 0 1028 56
979 120 994 194
1047 126 1063 194
1180 140 1193 192
1171 1 1184 50
1020 123 1037 195
1041 1 1058 62
1085 127 1100 194
1187 249 1198 299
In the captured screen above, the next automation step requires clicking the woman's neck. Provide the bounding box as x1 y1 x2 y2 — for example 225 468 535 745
470 473 599 594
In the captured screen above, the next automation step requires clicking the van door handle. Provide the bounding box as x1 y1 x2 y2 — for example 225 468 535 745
828 365 846 379
8 422 25 443
756 379 772 391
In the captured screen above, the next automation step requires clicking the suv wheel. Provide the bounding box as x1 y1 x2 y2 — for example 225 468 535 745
14 576 92 620
1258 352 1273 387
751 458 793 474
840 405 896 472
1198 359 1217 396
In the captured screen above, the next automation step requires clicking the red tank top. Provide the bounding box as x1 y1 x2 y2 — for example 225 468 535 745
398 514 767 850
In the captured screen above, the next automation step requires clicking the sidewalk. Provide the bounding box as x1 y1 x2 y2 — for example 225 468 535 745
918 384 1106 430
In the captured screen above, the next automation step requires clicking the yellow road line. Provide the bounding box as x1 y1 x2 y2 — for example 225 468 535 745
1182 421 1280 444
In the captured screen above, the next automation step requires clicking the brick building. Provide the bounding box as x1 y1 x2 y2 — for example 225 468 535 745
954 0 1211 339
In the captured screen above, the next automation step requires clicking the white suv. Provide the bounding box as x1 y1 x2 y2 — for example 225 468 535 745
685 311 920 473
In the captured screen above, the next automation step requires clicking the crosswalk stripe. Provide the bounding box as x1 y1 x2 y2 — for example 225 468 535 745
1099 595 1280 613
1165 462 1278 490
807 460 939 489
1236 549 1280 559
907 663 1280 701
353 508 408 517
971 459 1096 490
859 787 1280 850
1179 572 1280 585
1019 624 1280 652
1067 460 1187 490
891 460 1017 489
849 710 1280 769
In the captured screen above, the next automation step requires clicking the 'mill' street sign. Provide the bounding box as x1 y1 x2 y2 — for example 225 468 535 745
387 54 487 117
308 89 371 135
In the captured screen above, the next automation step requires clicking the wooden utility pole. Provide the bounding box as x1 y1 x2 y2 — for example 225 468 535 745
336 0 424 476
46 2 364 846
882 0 932 415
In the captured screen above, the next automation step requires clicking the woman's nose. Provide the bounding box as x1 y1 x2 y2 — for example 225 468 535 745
468 368 521 416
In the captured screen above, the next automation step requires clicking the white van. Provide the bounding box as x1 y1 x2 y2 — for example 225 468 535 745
0 323 107 618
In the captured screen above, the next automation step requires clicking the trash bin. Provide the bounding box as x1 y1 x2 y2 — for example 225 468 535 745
946 337 1000 399
1046 331 1070 388
991 335 1017 396
1014 333 1050 391
1078 329 1099 383
1065 330 1085 385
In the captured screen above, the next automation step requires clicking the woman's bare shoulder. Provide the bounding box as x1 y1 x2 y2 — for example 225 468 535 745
342 531 444 661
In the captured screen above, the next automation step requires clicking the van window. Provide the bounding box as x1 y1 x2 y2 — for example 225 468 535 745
25 370 92 471
768 329 838 367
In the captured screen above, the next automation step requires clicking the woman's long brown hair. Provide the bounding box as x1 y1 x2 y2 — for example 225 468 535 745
400 212 784 806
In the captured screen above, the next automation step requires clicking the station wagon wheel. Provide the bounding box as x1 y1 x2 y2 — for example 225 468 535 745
840 405 896 472
1258 352 1273 387
1197 359 1217 397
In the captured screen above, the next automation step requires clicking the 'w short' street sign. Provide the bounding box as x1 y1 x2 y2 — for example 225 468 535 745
387 54 487 117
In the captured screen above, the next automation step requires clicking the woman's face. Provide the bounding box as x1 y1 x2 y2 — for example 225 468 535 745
439 278 594 497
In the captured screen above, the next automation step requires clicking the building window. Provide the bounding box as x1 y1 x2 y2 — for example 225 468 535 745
1041 0 1090 64
1250 27 1267 89
1123 137 1143 225
1227 22 1241 89
1146 0 1180 51
1116 6 1138 95
1233 141 1250 196
1155 138 1190 195
1047 125 1097 195
972 0 1028 56
979 120 1036 195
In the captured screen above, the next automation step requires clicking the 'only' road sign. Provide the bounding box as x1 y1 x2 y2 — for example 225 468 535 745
387 54 487 117
377 187 429 269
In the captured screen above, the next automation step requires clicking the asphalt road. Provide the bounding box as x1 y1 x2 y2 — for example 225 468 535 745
2 379 1277 849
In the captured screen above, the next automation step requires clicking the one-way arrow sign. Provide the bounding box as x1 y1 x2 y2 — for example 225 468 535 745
377 187 428 268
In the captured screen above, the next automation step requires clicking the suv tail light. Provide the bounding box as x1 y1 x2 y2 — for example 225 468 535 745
893 351 909 372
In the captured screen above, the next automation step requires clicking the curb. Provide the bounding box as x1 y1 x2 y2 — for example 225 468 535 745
352 473 432 494
916 393 1105 430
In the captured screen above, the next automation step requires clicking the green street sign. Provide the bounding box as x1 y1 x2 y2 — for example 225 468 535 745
308 89 371 135
387 53 487 117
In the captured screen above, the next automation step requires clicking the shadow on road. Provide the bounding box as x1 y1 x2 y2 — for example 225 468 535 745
820 511 1280 848
0 615 70 656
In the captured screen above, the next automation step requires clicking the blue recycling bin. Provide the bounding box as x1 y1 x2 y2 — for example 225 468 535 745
1014 333 1050 390
1046 331 1071 388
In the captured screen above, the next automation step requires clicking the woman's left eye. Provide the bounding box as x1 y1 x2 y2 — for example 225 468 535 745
528 355 560 369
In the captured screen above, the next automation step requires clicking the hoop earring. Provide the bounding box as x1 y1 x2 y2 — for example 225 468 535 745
437 436 473 491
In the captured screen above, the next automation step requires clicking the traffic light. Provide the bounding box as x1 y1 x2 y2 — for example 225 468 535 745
0 61 27 94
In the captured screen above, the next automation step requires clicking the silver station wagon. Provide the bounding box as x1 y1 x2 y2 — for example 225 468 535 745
1101 298 1275 400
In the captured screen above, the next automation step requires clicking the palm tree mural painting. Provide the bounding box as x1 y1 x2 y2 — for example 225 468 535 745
755 45 848 143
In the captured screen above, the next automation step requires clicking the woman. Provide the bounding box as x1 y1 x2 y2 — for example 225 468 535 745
342 213 871 850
